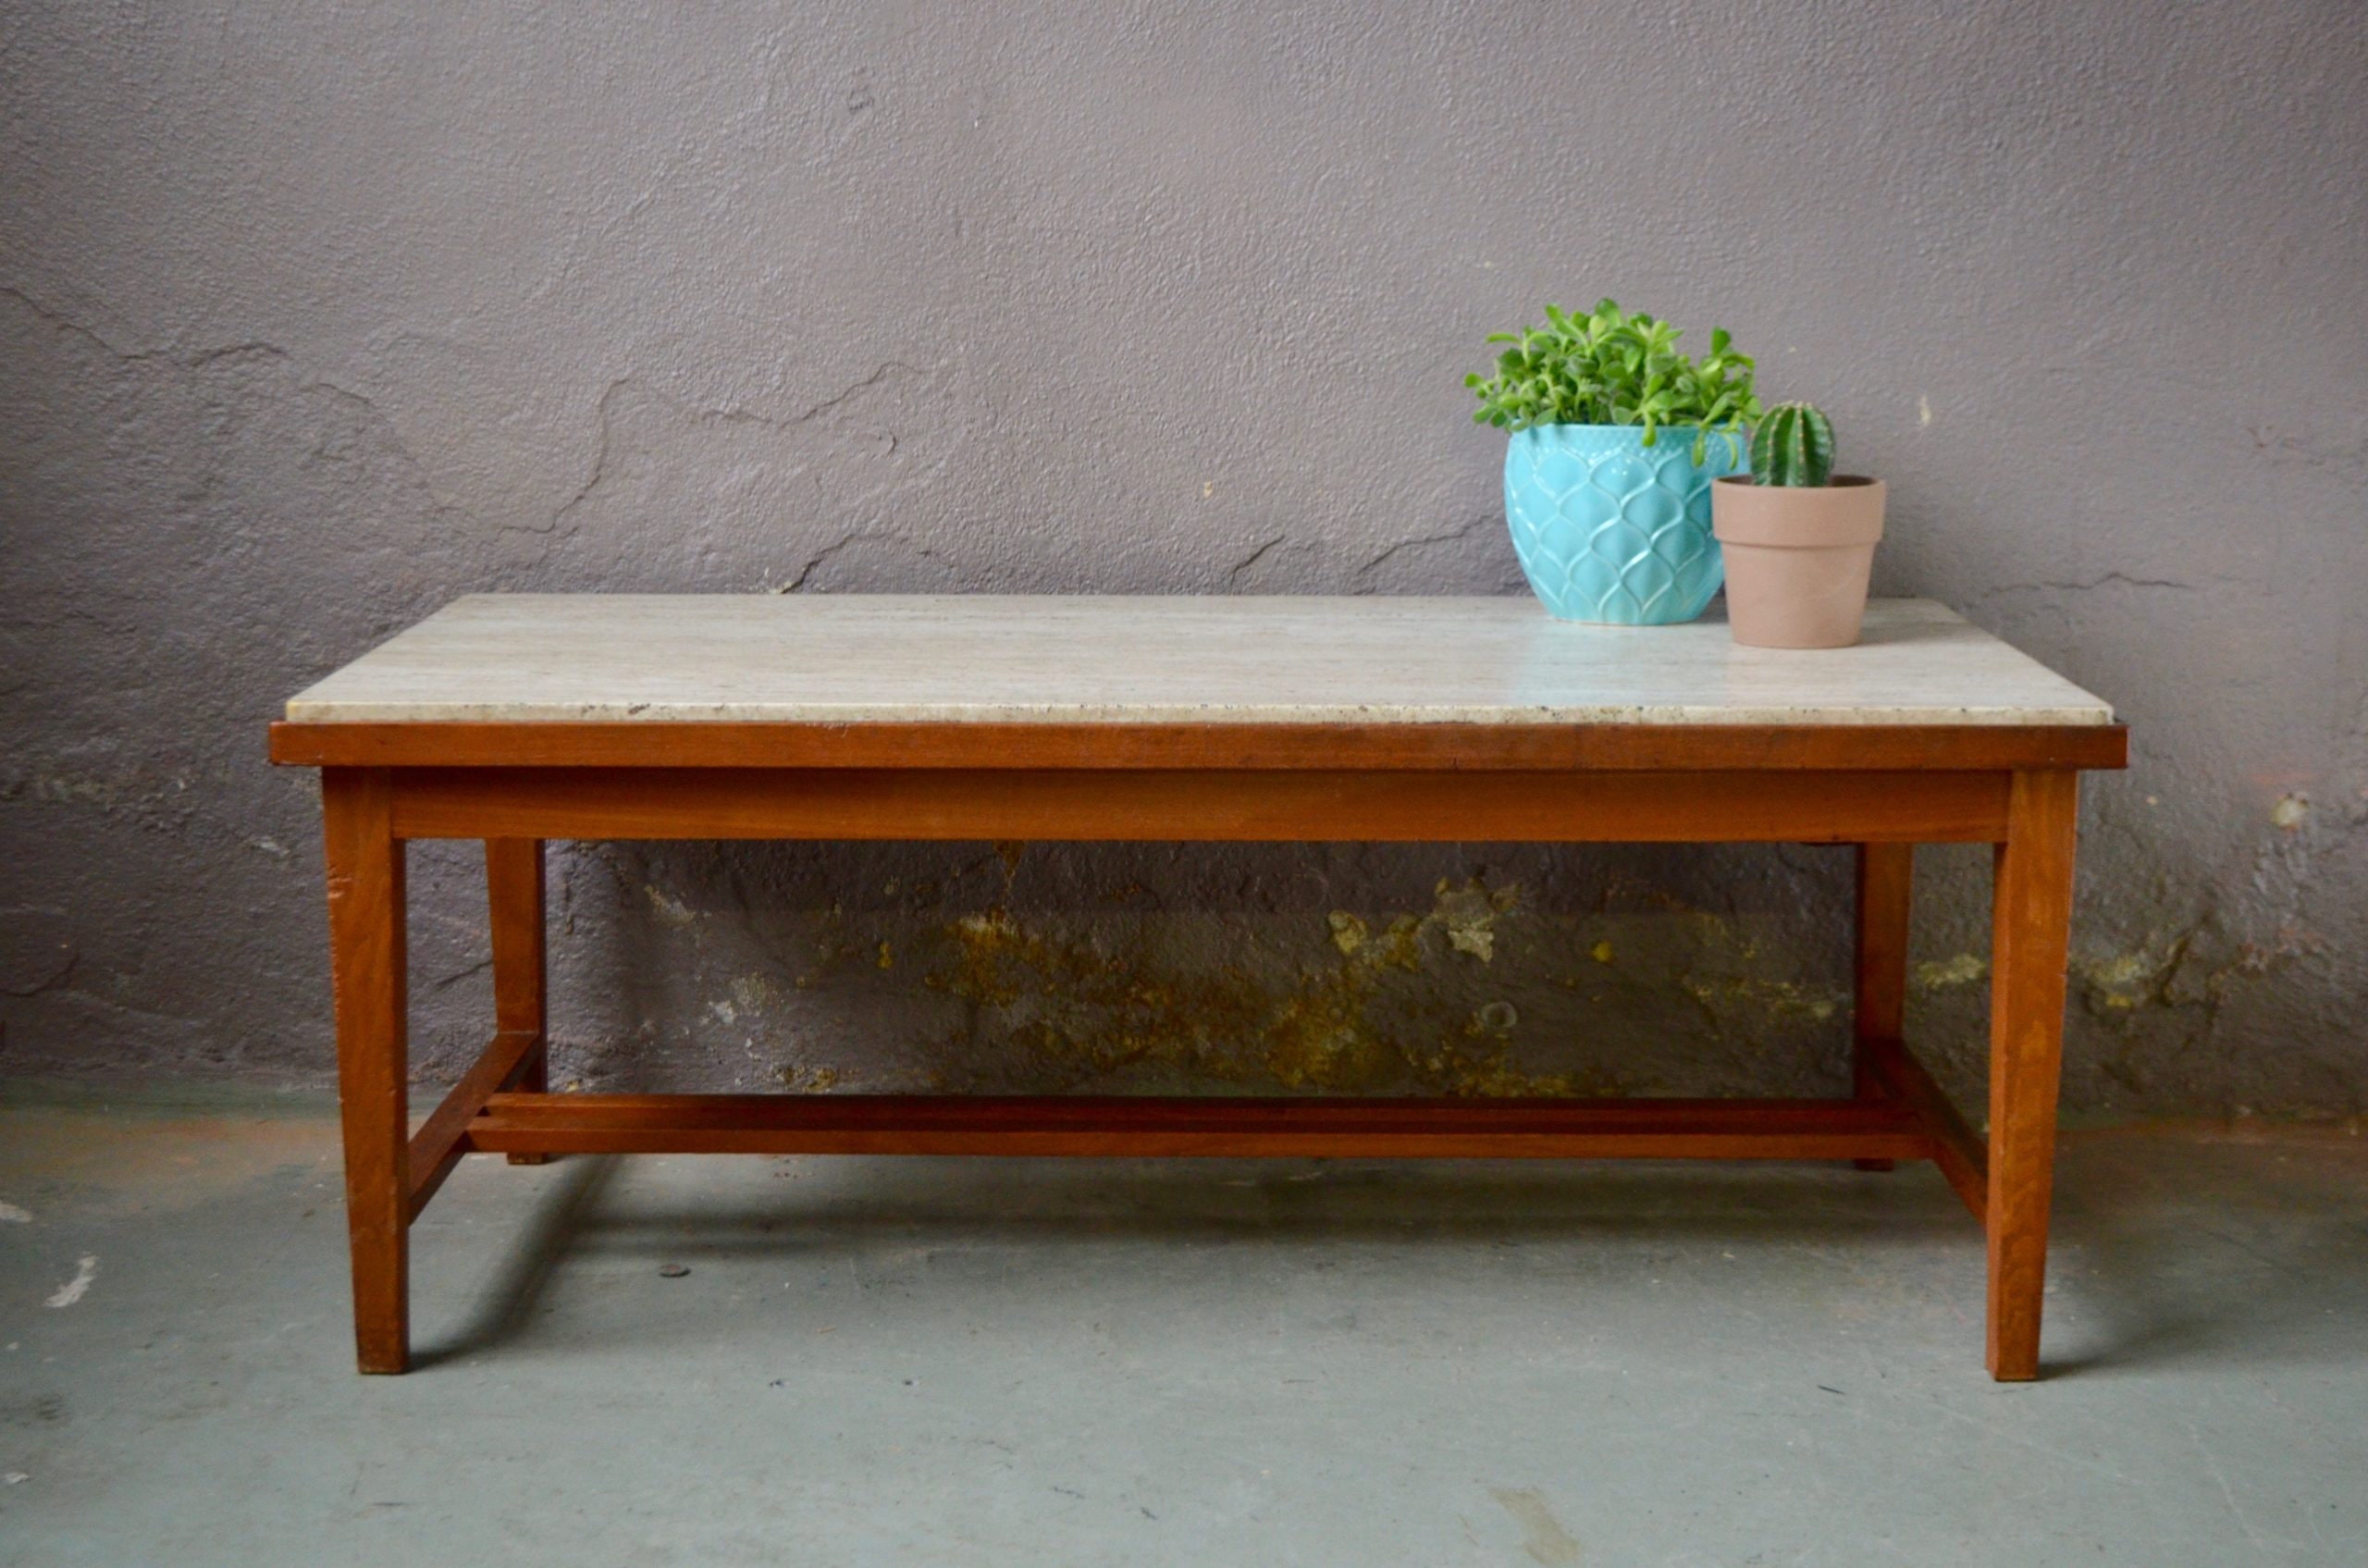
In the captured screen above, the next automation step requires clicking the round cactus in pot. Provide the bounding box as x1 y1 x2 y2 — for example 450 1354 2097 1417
1751 401 1836 488
1710 402 1887 648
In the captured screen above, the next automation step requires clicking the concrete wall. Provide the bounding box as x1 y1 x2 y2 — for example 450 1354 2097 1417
3 1 2362 1114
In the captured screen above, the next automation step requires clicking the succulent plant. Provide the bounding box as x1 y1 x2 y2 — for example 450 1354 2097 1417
1750 401 1836 488
1466 299 1760 464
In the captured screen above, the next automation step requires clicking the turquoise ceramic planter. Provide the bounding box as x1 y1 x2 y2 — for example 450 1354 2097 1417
1503 425 1745 623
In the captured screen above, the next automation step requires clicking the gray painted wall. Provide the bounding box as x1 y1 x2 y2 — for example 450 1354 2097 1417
3 2 2362 1114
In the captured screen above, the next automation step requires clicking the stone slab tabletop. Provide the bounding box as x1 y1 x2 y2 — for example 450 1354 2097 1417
284 596 2115 727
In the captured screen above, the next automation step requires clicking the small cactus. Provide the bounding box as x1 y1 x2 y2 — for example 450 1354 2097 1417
1751 401 1835 487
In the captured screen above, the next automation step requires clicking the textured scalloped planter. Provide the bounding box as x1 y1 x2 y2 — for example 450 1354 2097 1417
1710 475 1887 648
1503 425 1743 624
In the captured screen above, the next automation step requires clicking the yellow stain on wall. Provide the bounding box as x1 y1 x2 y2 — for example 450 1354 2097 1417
928 878 1591 1097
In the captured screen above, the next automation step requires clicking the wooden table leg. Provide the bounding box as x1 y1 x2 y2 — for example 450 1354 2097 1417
487 839 551 1163
1852 843 1914 1171
1985 770 2079 1381
323 768 411 1375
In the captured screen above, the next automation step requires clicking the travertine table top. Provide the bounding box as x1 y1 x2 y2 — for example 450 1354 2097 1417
284 596 2115 727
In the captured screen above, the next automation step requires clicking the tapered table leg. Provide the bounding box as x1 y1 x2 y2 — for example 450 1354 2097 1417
323 768 410 1374
1853 842 1914 1171
487 839 551 1163
1985 771 2079 1381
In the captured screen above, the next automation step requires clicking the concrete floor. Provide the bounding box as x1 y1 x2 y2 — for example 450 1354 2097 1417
0 1086 2362 1567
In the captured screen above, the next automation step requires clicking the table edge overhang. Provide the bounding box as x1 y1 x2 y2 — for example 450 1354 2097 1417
268 719 2129 772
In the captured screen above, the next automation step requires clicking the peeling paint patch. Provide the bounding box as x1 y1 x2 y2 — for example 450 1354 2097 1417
1915 954 1988 990
2073 936 2214 1017
1683 973 1838 1022
1436 877 1518 964
2081 951 2154 1007
1373 914 1425 971
929 891 1593 1097
644 884 696 927
1445 920 1494 962
44 1255 97 1308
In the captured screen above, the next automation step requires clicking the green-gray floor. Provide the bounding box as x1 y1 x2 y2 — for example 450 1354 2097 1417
1 1087 2362 1566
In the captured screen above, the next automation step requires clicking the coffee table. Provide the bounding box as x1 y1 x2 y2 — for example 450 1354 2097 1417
270 595 2124 1377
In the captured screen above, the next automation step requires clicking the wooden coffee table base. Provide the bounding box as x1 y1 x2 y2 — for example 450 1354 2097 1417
302 752 2090 1381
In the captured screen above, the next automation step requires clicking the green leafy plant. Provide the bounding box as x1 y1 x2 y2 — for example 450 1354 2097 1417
1465 299 1761 463
1751 401 1836 487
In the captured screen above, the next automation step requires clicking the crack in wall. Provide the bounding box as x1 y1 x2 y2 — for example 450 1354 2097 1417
1974 572 2203 599
535 362 932 544
1353 515 1491 581
1226 535 1287 583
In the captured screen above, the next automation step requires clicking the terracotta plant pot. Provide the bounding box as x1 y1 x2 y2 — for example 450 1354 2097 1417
1710 475 1887 648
